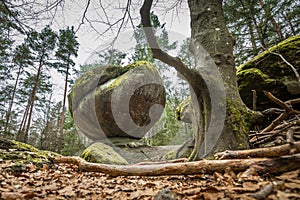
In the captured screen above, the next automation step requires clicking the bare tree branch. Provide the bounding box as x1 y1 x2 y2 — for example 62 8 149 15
270 51 300 82
75 0 91 33
261 91 300 133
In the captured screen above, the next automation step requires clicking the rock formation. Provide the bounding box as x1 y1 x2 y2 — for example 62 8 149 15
237 35 300 110
68 61 166 141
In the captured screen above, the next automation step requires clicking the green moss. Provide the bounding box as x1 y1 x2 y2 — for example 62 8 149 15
236 35 300 110
81 142 129 165
106 73 129 89
125 60 154 69
238 35 300 72
237 68 268 80
226 100 253 149
175 96 191 120
0 139 60 166
165 149 177 160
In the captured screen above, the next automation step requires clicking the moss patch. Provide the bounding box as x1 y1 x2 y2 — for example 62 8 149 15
237 35 300 110
226 100 254 149
81 142 129 165
0 139 61 169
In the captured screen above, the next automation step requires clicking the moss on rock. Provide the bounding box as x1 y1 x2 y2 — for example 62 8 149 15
0 139 60 166
81 142 129 165
237 35 300 110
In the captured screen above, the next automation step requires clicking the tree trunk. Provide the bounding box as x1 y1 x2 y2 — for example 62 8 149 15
57 54 71 153
4 65 22 135
17 99 30 142
284 12 296 36
248 21 257 53
238 0 258 53
23 57 43 143
245 1 267 49
187 0 253 158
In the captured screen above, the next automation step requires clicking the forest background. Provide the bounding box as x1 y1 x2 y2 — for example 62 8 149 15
0 0 299 155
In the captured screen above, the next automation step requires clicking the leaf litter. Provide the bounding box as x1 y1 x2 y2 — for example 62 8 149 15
0 159 300 200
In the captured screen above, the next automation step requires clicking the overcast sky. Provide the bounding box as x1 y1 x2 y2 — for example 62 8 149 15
32 0 192 98
53 0 192 66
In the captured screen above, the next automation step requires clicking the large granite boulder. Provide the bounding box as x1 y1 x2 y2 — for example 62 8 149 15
237 35 300 110
69 61 166 141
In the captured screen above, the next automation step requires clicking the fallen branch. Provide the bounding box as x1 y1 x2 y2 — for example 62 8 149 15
215 141 300 159
53 153 300 176
261 92 300 133
250 124 291 145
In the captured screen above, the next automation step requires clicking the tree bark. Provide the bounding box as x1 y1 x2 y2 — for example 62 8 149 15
140 0 255 160
215 141 300 159
4 65 22 135
238 0 258 53
187 0 253 157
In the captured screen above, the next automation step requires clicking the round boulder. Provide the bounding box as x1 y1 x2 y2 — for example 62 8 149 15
69 61 166 141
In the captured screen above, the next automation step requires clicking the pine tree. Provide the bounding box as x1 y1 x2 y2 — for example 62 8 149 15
4 44 33 134
18 26 57 143
223 0 300 65
55 26 79 153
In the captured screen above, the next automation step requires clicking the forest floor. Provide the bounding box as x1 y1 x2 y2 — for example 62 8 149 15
1 158 300 200
1 97 300 200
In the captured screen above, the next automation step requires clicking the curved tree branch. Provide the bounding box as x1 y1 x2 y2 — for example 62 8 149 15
140 0 211 161
140 0 192 80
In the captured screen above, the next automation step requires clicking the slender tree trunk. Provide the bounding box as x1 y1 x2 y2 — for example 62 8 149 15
23 58 43 143
240 0 267 49
17 99 30 141
4 65 22 135
187 0 253 157
258 0 284 41
238 0 257 52
284 13 296 36
40 95 52 150
57 54 71 153
248 21 258 53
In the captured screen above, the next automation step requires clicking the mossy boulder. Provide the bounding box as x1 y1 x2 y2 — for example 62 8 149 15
175 96 192 123
237 35 300 110
0 139 60 165
81 142 129 165
69 61 166 141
